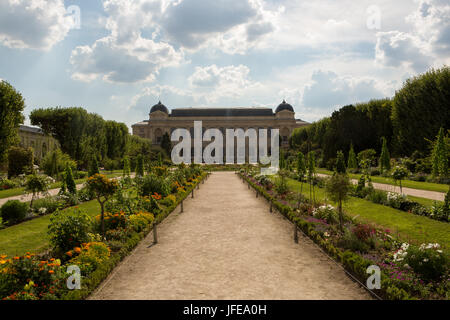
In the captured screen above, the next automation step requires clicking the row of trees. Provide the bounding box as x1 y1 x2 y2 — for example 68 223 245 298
290 66 450 163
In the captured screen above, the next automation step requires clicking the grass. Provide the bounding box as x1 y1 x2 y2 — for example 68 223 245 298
0 171 123 200
316 168 449 193
0 200 100 257
283 177 450 252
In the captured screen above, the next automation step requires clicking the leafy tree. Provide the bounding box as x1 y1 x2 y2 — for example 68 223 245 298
160 132 171 156
347 143 357 169
105 120 128 159
25 174 49 208
7 146 33 178
88 156 99 177
392 67 450 155
392 166 409 194
431 127 448 178
0 81 25 163
325 173 351 232
86 174 118 238
379 137 391 173
336 150 346 174
357 149 377 167
65 164 77 195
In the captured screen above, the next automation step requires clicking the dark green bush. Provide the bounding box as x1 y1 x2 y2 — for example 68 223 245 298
0 200 28 224
7 146 33 178
138 174 170 197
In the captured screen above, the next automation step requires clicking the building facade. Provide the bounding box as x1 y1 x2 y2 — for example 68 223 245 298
18 125 59 161
132 101 309 162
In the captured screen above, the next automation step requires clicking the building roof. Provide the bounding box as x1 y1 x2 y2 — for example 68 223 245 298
275 100 294 113
150 101 169 114
19 125 44 134
171 107 274 117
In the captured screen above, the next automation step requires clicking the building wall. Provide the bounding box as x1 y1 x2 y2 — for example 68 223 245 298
18 126 59 162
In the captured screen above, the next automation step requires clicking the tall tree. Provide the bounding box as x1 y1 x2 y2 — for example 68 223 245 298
432 127 448 177
160 132 171 157
379 136 391 173
392 67 450 155
65 164 77 195
336 150 346 174
88 156 99 177
0 81 25 163
347 143 357 169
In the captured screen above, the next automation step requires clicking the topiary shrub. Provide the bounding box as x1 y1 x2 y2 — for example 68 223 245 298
7 146 33 178
0 200 28 224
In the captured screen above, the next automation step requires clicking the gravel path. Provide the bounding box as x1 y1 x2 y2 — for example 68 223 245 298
89 171 371 300
316 174 445 201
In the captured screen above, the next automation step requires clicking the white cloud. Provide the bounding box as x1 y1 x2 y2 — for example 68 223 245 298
0 0 74 50
375 0 450 72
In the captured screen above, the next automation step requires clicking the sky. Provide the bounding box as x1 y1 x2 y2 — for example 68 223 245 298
0 0 449 129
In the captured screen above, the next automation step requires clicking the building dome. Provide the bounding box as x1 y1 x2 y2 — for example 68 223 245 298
150 101 169 114
275 100 294 113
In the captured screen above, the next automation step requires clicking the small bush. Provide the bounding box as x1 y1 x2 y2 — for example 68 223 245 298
138 174 170 197
68 242 110 275
32 197 63 216
8 146 33 178
0 200 28 224
48 208 92 253
0 179 17 190
366 189 387 204
404 244 449 282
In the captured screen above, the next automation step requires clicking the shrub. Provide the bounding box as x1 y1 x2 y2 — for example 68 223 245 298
69 242 110 275
32 197 63 216
0 200 28 224
95 211 127 232
366 189 387 204
160 194 176 207
41 149 76 178
138 174 170 197
337 228 370 253
128 212 153 233
48 208 92 253
403 243 449 282
8 146 33 178
0 179 16 190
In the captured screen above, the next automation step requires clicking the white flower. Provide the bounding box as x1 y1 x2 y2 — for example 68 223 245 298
323 232 330 237
423 258 429 262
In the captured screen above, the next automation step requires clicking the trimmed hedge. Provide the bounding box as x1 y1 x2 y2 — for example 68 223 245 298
61 171 209 300
239 172 413 300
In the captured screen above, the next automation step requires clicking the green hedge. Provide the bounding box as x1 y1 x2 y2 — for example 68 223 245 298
61 172 209 300
239 173 412 300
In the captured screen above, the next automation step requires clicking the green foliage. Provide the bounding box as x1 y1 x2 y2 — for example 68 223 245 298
325 173 351 230
0 81 25 163
122 156 130 177
24 174 50 207
104 120 128 160
64 164 76 195
392 67 450 156
279 148 286 169
403 244 449 282
48 208 92 253
431 127 448 177
160 132 171 156
296 152 306 180
7 146 33 178
347 143 357 169
88 157 99 177
0 200 28 224
138 174 170 197
41 149 75 178
392 166 409 193
335 150 346 174
357 149 377 167
135 154 144 177
274 171 289 195
379 137 391 173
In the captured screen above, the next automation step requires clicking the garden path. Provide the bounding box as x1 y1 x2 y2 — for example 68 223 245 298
89 171 371 300
316 174 445 201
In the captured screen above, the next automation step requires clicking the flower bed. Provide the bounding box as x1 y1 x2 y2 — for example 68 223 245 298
0 166 208 300
239 172 449 300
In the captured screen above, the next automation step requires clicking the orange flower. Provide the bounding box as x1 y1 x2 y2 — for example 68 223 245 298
25 255 31 259
13 257 20 260
48 270 54 274
66 251 73 257
74 247 82 254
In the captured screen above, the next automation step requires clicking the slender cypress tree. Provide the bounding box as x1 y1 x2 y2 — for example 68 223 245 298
336 150 346 174
88 156 99 177
432 127 448 177
347 143 357 169
65 164 76 195
379 137 391 173
123 156 130 177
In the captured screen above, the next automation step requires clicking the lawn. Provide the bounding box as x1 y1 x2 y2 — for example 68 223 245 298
283 177 450 252
0 200 100 257
316 168 449 193
0 171 124 199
